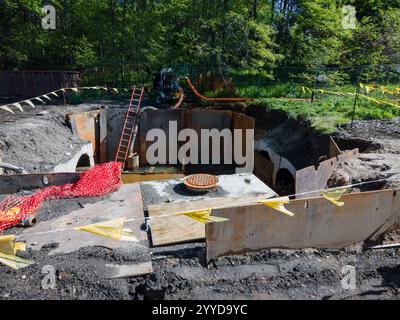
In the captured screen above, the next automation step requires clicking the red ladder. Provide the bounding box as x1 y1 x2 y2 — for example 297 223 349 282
115 85 145 170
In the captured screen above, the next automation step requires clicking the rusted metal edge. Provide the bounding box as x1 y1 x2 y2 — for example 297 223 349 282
0 172 80 194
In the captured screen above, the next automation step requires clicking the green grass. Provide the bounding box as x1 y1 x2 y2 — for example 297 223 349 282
204 81 400 134
249 96 400 134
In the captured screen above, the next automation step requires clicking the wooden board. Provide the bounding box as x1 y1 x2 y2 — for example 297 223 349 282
148 194 273 246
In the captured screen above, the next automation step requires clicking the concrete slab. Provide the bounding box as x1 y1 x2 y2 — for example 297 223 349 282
144 173 277 246
17 184 152 278
141 173 276 207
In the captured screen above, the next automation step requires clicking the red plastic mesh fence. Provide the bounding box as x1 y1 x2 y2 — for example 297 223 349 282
0 161 122 232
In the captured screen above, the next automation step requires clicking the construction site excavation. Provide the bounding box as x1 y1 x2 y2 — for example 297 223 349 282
1 78 400 301
2 2 400 303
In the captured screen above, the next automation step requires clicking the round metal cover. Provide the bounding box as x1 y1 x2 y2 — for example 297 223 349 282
183 173 218 193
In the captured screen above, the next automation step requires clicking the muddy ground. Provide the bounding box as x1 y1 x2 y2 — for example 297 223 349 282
1 102 400 300
2 187 400 300
330 118 400 190
1 233 400 300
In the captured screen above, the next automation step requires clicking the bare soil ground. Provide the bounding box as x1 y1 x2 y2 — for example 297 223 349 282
1 235 400 300
0 104 99 173
1 104 400 300
330 118 400 190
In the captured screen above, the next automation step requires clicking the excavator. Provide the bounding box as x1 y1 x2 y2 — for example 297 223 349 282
151 68 254 108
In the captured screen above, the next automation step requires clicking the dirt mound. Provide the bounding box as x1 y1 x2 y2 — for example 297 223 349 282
0 105 97 173
330 118 400 190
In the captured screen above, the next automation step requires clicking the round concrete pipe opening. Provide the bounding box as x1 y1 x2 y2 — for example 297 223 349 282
275 168 295 195
76 153 91 172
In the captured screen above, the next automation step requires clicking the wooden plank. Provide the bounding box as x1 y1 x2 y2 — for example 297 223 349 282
104 261 153 279
206 188 400 261
148 194 274 246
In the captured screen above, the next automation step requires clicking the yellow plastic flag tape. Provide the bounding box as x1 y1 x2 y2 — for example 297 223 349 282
23 100 35 108
180 208 229 224
0 252 34 270
257 196 295 217
0 235 32 270
360 83 374 94
34 97 44 103
74 217 126 241
0 105 14 113
0 235 17 255
120 228 140 242
0 235 26 255
321 188 347 206
12 103 23 111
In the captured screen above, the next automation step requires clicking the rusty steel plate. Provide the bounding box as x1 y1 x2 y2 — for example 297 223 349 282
183 173 218 193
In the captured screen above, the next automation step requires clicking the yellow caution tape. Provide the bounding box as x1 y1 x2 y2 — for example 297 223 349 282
180 208 229 224
12 103 23 111
0 86 133 113
302 86 312 94
0 235 32 270
321 188 347 206
23 100 35 108
257 196 295 217
0 235 26 256
0 105 14 113
74 217 126 241
34 97 44 103
380 86 392 94
0 252 34 270
301 85 400 109
0 235 18 255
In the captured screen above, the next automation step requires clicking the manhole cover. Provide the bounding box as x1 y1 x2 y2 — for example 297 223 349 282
183 173 218 193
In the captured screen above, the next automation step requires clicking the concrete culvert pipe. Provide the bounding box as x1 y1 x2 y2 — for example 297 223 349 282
0 162 28 174
140 106 159 112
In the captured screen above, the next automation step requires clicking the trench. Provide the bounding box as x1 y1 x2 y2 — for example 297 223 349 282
65 104 377 197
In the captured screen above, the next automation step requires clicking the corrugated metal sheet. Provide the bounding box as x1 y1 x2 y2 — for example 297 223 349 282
0 70 80 97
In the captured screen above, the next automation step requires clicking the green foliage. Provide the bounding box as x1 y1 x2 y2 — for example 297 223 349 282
1 0 400 90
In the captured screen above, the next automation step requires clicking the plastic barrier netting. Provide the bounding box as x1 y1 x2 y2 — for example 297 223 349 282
0 161 123 232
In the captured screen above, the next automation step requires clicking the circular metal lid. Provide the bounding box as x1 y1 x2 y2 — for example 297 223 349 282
183 173 218 192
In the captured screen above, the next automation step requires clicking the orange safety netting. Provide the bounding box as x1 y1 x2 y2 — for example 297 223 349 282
0 161 122 232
